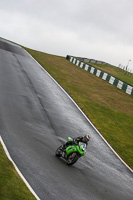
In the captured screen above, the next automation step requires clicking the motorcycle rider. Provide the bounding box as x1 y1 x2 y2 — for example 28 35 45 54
62 134 90 151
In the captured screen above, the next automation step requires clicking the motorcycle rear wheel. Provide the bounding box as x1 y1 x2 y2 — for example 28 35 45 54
66 153 79 165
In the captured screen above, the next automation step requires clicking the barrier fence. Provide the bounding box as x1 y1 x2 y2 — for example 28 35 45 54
66 55 133 96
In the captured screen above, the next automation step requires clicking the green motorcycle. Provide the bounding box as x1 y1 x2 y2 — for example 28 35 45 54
55 137 87 165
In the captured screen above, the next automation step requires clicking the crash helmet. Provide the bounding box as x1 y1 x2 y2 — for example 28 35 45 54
83 134 90 143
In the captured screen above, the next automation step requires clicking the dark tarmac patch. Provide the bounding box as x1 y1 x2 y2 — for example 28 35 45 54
0 40 29 57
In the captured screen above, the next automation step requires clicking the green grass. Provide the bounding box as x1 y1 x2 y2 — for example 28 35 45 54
0 142 36 200
24 47 133 169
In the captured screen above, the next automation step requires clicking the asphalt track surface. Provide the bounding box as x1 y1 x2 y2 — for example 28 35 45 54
0 38 133 200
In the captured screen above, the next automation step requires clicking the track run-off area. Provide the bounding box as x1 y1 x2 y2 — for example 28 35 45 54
0 38 133 200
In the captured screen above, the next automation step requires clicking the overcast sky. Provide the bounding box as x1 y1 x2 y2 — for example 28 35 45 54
0 0 133 71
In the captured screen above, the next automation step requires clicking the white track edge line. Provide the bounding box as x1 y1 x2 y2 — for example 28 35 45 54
24 49 133 173
0 135 41 200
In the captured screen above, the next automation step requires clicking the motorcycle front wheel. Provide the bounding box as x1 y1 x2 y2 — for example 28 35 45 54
55 145 63 157
66 153 79 165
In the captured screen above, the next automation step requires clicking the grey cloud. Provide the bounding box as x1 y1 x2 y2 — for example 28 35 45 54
0 0 133 70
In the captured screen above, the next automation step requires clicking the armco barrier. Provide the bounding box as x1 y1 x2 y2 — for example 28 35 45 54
66 55 133 96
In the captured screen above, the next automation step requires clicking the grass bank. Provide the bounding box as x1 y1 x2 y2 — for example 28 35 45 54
25 48 133 170
0 141 36 200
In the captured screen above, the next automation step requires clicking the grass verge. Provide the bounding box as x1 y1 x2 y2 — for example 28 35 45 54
0 141 36 200
24 47 133 170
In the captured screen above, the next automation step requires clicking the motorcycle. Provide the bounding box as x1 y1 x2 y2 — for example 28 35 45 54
55 137 87 165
